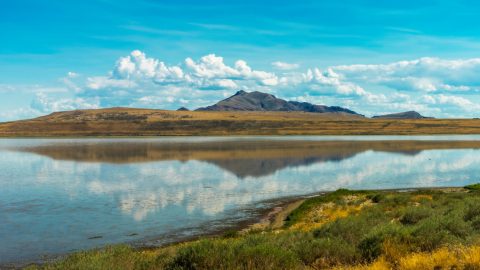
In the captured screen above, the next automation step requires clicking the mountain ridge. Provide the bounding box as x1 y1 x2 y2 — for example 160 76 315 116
196 90 362 116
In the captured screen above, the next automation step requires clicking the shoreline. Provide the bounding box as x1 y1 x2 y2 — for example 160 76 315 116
0 194 310 270
0 186 469 269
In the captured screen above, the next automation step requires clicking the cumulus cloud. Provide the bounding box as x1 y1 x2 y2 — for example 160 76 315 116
185 54 278 86
112 50 184 84
333 57 480 92
5 51 480 121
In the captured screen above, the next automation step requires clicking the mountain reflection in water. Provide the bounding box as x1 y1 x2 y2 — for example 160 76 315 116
14 139 480 178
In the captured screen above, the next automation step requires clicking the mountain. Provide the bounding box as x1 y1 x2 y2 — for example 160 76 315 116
372 111 432 119
196 90 361 115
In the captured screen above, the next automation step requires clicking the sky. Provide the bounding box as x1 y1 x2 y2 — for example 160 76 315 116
2 0 480 120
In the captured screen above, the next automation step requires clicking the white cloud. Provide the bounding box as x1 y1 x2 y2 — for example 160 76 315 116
185 54 278 86
435 94 480 110
113 50 184 84
272 61 300 70
333 57 480 92
5 52 480 121
31 93 99 113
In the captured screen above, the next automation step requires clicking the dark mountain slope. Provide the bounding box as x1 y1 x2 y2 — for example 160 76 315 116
196 90 361 115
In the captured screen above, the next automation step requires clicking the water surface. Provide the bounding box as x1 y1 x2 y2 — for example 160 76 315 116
1 136 480 264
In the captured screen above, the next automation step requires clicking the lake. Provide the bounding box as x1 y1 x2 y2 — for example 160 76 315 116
1 136 480 265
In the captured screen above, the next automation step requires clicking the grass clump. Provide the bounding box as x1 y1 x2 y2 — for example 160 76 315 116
284 189 370 227
25 245 162 270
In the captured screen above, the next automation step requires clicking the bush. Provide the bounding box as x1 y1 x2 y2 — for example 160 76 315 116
442 213 472 239
294 237 359 266
166 237 301 270
465 183 480 191
471 216 480 231
368 193 386 203
400 207 433 225
464 202 480 221
411 218 456 251
314 206 388 244
222 229 239 238
358 234 384 262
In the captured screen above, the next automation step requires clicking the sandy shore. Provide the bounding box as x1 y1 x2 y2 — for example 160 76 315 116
243 199 306 232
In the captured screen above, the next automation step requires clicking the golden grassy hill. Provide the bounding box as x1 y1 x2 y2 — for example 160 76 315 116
1 107 480 136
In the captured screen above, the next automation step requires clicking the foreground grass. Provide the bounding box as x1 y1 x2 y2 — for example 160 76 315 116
27 186 480 270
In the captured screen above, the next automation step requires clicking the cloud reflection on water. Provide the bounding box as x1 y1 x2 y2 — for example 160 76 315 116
1 138 480 264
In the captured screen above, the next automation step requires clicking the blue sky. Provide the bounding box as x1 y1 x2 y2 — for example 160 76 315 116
2 0 480 120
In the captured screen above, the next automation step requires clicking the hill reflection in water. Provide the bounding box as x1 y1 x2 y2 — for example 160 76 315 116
15 139 480 178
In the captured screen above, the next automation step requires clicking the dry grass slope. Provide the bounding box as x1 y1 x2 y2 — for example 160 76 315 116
1 107 480 136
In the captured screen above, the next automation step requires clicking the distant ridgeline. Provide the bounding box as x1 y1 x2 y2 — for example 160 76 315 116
2 90 475 137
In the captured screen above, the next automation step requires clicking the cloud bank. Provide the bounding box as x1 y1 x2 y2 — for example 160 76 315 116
6 50 480 120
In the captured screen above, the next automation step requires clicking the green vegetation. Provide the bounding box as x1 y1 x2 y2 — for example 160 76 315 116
26 185 480 270
284 188 367 227
465 183 480 191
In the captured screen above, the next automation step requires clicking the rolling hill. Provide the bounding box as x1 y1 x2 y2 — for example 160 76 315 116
0 107 480 136
373 111 432 119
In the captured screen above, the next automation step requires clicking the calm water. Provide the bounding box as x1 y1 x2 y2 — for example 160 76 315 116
2 136 480 264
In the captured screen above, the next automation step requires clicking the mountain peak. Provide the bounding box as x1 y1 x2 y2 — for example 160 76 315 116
195 90 361 115
234 90 247 96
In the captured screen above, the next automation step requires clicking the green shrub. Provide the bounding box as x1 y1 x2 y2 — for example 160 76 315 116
32 245 158 270
465 183 480 191
293 237 359 266
235 243 300 270
464 202 480 221
222 229 239 238
358 234 383 262
400 207 433 225
442 213 472 239
411 218 456 251
368 193 386 203
471 216 480 231
166 237 301 270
